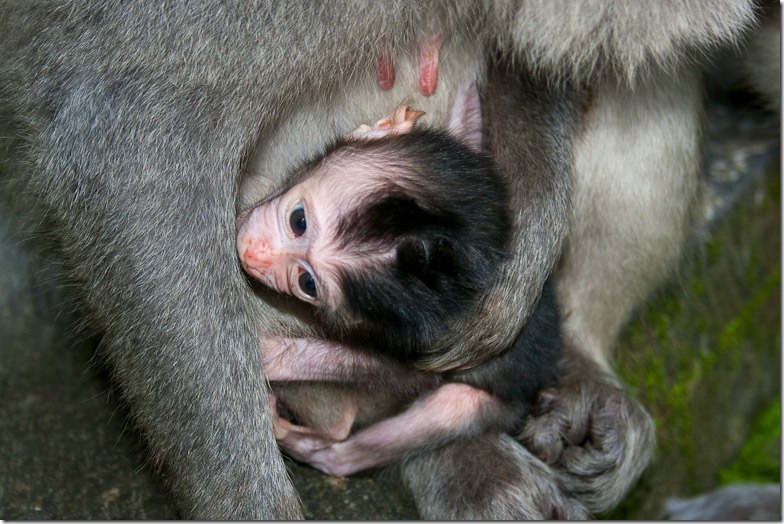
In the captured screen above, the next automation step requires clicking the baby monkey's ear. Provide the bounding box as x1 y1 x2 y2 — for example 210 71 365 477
348 105 425 140
447 81 482 151
397 236 458 290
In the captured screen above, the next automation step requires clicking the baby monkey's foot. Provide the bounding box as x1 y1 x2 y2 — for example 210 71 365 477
348 105 425 140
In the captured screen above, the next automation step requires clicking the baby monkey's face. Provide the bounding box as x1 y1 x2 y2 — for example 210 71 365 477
236 158 397 312
236 180 318 302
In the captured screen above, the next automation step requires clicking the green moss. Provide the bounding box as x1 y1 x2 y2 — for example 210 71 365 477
718 398 781 485
615 245 780 495
716 269 780 369
689 275 706 298
768 168 781 202
605 161 780 519
705 235 724 266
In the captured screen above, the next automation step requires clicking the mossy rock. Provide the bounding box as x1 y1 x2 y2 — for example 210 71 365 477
606 168 781 519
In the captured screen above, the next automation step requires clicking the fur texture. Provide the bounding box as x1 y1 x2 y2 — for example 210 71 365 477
0 0 761 518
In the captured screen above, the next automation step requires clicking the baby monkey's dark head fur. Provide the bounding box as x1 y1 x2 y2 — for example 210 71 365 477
320 127 511 363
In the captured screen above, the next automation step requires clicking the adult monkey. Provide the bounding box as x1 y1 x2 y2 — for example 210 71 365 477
0 1 760 520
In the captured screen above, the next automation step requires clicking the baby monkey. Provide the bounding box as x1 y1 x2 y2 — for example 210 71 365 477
236 84 560 476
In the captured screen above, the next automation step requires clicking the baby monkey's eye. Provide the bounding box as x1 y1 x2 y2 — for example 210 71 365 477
289 205 307 237
298 267 317 298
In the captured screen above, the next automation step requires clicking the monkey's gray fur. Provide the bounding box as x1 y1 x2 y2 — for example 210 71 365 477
0 0 764 519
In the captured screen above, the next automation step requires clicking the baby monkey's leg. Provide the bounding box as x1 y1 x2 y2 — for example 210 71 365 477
269 391 358 442
262 337 513 477
262 337 440 459
277 383 511 477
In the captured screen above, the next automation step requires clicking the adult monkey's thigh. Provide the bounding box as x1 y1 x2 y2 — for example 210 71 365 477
525 54 704 517
496 0 757 515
